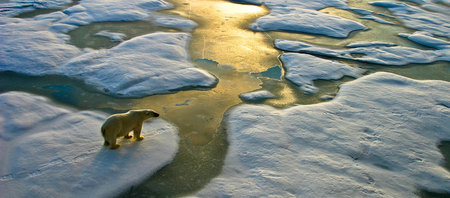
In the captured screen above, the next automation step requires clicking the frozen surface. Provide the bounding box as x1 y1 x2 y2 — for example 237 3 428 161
0 16 217 97
0 17 81 75
95 30 126 42
275 39 450 65
370 1 450 38
0 0 72 16
60 32 217 97
153 14 198 32
399 31 450 50
360 15 394 25
0 91 179 198
197 72 450 197
58 0 173 26
280 53 365 93
235 0 365 38
239 90 276 102
250 6 366 38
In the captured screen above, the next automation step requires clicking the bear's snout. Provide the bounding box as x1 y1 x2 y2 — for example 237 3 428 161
154 112 160 117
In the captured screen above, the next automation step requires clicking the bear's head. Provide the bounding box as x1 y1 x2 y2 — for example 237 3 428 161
131 109 160 120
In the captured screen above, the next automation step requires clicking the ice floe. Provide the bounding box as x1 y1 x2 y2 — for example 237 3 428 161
250 6 367 38
0 16 217 97
58 0 172 26
0 91 179 198
280 53 365 93
239 90 276 102
234 0 366 38
197 72 450 197
275 39 450 65
0 0 72 16
95 30 126 42
60 32 218 97
370 1 450 38
399 31 450 49
0 17 81 75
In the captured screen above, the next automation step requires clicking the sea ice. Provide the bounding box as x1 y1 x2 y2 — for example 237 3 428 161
370 1 450 38
250 6 366 38
234 0 365 38
58 0 173 26
95 30 126 42
239 90 276 102
0 91 179 198
197 72 450 197
0 17 81 75
0 16 217 97
399 31 450 50
0 0 72 16
60 32 218 97
275 39 450 65
280 53 365 93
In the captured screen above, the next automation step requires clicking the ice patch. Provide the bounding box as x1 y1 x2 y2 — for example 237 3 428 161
197 72 450 197
399 31 450 49
153 14 198 32
239 90 276 102
250 6 366 38
0 91 179 198
61 32 218 97
0 17 81 75
360 15 395 25
275 39 450 65
280 53 365 93
370 1 450 38
95 30 126 42
0 0 72 16
58 0 173 26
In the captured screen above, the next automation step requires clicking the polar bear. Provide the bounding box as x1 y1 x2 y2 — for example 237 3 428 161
101 109 160 149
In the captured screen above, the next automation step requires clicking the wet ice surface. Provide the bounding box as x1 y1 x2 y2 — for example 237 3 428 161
0 92 179 198
0 15 216 97
246 0 367 38
239 90 276 102
61 32 217 97
197 72 450 197
280 53 365 93
275 37 450 65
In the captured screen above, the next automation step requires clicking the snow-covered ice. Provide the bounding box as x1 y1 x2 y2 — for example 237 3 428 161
399 31 450 50
275 39 450 65
250 6 367 38
0 16 217 97
370 1 450 38
0 0 72 16
61 32 218 97
0 17 81 76
58 0 173 26
0 91 179 198
239 90 276 102
197 72 450 197
233 0 366 38
95 30 126 42
280 53 365 93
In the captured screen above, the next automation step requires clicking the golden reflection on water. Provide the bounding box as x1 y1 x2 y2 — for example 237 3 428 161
131 60 260 145
165 0 280 72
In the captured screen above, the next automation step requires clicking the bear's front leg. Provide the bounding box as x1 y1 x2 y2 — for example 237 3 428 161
109 138 120 149
133 126 144 141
